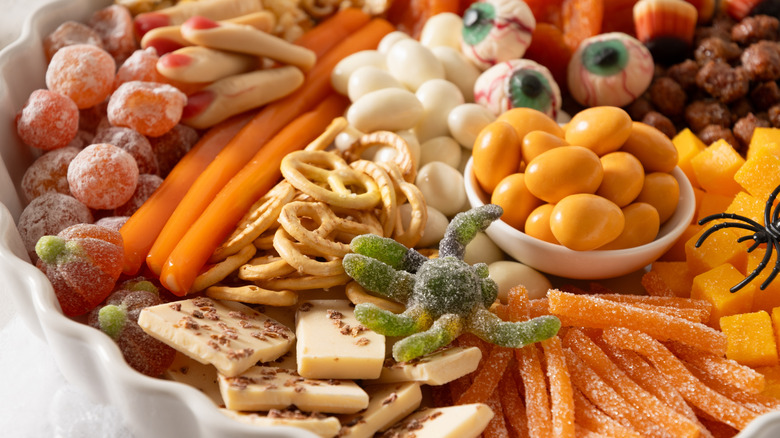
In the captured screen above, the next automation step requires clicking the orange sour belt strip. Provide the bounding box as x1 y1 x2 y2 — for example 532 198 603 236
563 329 700 438
669 342 766 394
547 290 727 355
602 327 758 431
687 364 780 415
541 336 576 438
641 270 677 297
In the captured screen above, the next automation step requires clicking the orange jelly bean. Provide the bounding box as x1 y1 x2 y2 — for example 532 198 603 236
599 202 660 250
525 146 603 203
522 129 568 163
550 194 624 251
525 203 559 244
491 173 544 231
596 151 645 207
564 106 632 156
472 120 522 193
636 172 680 223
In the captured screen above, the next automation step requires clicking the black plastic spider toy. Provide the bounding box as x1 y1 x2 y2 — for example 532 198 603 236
696 183 780 293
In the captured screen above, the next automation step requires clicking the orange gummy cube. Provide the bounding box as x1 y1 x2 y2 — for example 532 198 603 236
691 263 756 328
696 191 734 223
672 128 706 189
685 227 749 276
659 223 701 262
725 191 767 226
755 365 780 399
750 248 780 313
720 310 778 367
690 139 745 197
748 127 780 159
650 261 694 298
734 148 780 200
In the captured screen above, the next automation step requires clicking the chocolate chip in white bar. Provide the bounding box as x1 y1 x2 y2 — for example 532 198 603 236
138 297 294 377
379 403 494 438
338 382 422 438
218 366 369 414
295 299 385 380
368 346 482 386
219 407 341 437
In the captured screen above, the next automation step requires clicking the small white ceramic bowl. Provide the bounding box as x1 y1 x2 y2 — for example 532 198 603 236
464 157 697 279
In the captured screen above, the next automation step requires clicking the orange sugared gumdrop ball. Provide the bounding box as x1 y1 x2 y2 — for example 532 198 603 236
43 21 104 61
35 223 124 316
88 4 136 65
114 47 167 90
67 143 139 210
46 44 116 109
21 146 80 202
107 81 186 137
16 89 79 151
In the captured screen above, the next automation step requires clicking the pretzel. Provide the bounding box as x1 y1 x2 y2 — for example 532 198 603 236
280 150 381 210
304 116 349 152
253 223 280 251
349 159 397 237
343 131 417 183
206 284 298 306
378 161 427 248
277 201 381 257
191 243 257 293
211 181 295 263
239 253 296 281
345 281 405 313
273 227 346 277
255 271 352 291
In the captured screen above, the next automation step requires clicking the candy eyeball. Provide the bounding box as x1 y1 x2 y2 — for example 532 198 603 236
474 59 562 118
567 32 655 108
461 0 536 70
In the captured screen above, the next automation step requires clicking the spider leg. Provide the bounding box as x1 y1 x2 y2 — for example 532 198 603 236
354 303 433 337
732 241 773 292
465 308 560 348
695 222 762 248
764 184 780 237
737 233 766 253
698 213 763 229
342 253 414 303
760 240 780 291
391 314 465 362
349 234 427 273
439 204 503 259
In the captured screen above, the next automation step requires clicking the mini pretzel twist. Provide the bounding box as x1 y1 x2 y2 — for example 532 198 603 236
273 227 346 277
239 253 296 281
280 149 381 210
349 159 397 237
343 131 417 183
380 161 427 248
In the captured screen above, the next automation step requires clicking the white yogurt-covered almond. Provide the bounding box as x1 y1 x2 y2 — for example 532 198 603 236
419 136 462 169
488 260 552 301
347 65 403 102
464 232 505 266
402 204 448 248
386 39 445 91
447 103 496 149
415 161 467 217
419 12 463 50
331 49 387 95
432 46 481 102
347 88 423 133
414 79 465 143
378 30 412 55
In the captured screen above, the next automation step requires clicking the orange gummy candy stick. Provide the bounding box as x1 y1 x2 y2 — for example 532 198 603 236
541 336 576 438
572 388 642 438
641 270 677 297
602 327 758 430
457 345 513 405
497 368 530 438
547 290 727 355
669 342 766 394
564 329 700 438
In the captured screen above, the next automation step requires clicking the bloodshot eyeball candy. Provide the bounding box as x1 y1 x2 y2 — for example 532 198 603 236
567 32 655 108
474 59 562 118
461 0 536 70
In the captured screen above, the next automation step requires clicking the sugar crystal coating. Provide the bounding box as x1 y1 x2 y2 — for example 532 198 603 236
107 81 187 137
114 47 168 90
93 126 159 175
17 192 93 260
46 44 116 109
148 123 199 177
88 4 136 65
43 21 104 61
343 204 560 361
15 89 79 151
21 146 80 202
114 173 163 216
95 216 129 232
67 143 139 210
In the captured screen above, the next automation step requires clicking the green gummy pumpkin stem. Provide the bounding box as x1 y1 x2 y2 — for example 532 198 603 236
98 304 128 340
35 235 67 265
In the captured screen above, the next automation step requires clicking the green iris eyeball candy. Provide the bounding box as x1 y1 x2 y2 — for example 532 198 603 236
461 0 536 70
474 58 562 119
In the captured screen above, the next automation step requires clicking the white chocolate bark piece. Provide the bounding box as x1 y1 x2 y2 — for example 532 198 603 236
369 346 482 386
165 351 223 406
181 18 316 71
296 300 386 380
138 297 294 377
339 382 422 438
218 366 369 414
380 404 494 438
219 408 341 438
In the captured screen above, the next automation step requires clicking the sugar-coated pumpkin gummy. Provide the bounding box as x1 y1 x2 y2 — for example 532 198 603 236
93 126 159 175
107 81 187 137
88 4 136 64
685 227 749 276
46 44 116 110
17 192 94 259
16 89 79 151
734 147 780 200
95 216 129 232
21 146 80 203
35 223 124 316
114 173 163 217
147 123 199 177
87 279 176 376
43 21 104 61
114 47 168 90
671 128 706 189
67 143 139 210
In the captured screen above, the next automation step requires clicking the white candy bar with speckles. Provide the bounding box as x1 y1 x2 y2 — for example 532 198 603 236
138 297 294 377
380 404 494 438
218 366 369 414
369 346 482 386
296 299 385 380
164 352 223 406
338 382 422 438
219 408 341 437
